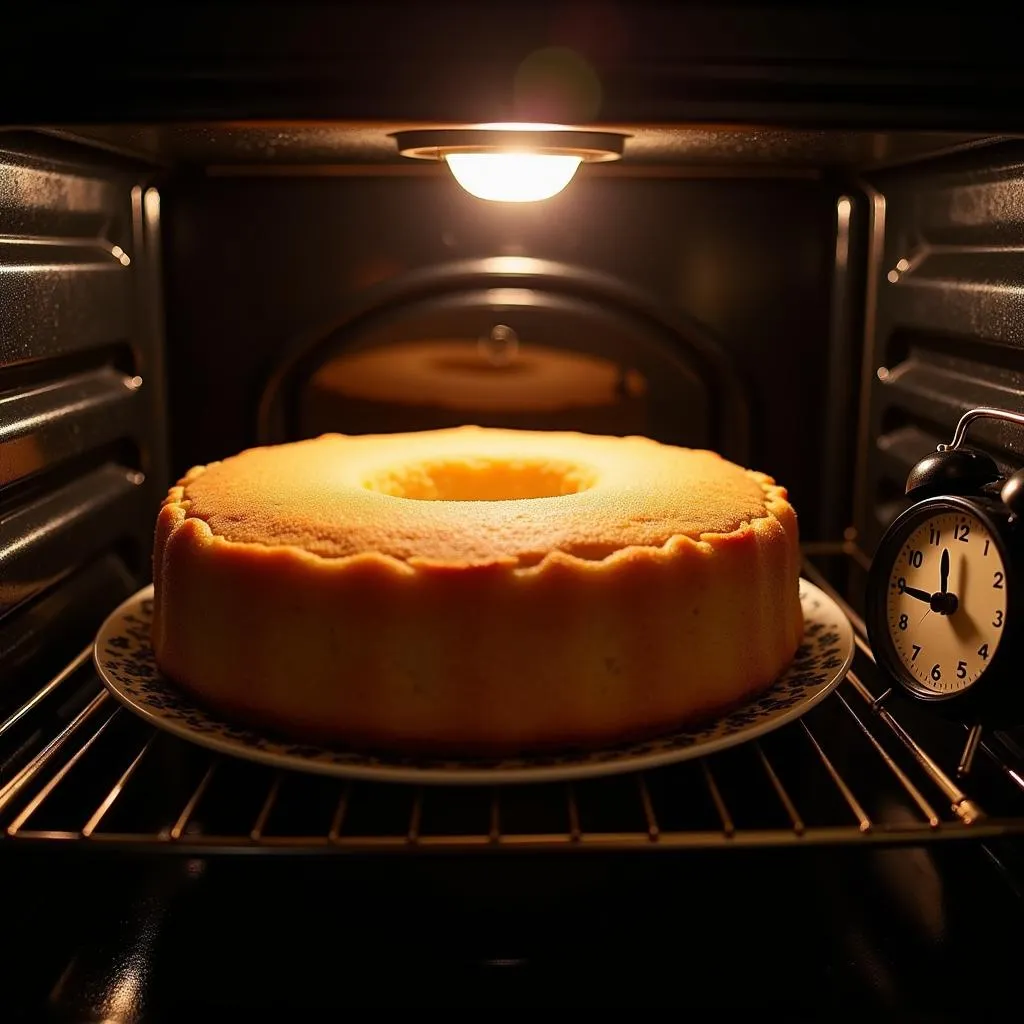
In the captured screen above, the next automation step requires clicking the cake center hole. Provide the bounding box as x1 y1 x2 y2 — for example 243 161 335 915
365 456 597 501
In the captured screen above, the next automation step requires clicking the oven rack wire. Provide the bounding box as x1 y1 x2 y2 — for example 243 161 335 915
1 548 1023 855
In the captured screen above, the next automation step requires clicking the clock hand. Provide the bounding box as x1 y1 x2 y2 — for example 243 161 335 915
930 549 958 615
901 583 933 603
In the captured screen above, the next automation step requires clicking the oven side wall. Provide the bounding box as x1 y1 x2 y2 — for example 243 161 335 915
856 142 1024 557
0 133 168 696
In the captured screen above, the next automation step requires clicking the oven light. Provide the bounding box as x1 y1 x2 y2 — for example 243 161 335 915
445 152 582 202
391 125 628 204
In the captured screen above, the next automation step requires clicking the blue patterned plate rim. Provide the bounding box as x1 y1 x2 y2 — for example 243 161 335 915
93 579 853 786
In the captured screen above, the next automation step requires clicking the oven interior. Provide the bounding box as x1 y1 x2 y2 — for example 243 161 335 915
4 20 1024 1015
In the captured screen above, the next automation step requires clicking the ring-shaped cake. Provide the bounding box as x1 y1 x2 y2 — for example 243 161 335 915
152 426 803 754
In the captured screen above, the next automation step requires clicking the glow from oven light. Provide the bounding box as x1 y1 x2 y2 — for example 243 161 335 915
445 153 582 203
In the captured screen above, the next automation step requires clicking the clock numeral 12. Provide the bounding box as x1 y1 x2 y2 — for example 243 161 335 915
954 523 970 542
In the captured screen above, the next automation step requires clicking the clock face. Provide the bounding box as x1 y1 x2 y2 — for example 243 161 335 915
885 508 1008 696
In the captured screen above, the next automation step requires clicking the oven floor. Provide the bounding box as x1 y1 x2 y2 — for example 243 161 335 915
11 842 1023 1020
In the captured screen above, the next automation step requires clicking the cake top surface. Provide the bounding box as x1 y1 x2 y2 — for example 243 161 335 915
174 426 788 565
309 340 646 413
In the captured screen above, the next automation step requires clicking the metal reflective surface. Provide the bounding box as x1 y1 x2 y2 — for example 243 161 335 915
857 143 1024 553
0 368 143 489
0 139 167 692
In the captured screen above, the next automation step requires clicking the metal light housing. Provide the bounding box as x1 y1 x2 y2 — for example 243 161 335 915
391 124 628 202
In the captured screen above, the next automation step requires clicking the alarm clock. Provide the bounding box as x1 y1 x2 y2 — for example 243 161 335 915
866 406 1024 776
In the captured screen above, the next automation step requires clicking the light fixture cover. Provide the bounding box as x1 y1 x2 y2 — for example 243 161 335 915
445 152 582 202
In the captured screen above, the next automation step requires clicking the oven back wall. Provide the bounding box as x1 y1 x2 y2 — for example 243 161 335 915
163 174 836 537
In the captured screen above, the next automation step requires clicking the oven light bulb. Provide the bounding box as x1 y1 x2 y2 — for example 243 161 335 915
444 152 582 202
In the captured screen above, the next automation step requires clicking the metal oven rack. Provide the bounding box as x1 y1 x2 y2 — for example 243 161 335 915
2 548 1024 855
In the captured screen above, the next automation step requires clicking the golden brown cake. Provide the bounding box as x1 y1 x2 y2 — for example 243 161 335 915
300 339 649 437
152 426 803 754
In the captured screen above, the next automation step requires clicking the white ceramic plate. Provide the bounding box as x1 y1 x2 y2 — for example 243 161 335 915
93 579 853 785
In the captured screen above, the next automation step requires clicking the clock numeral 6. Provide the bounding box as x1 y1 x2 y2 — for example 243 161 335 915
930 663 941 681
957 660 967 679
